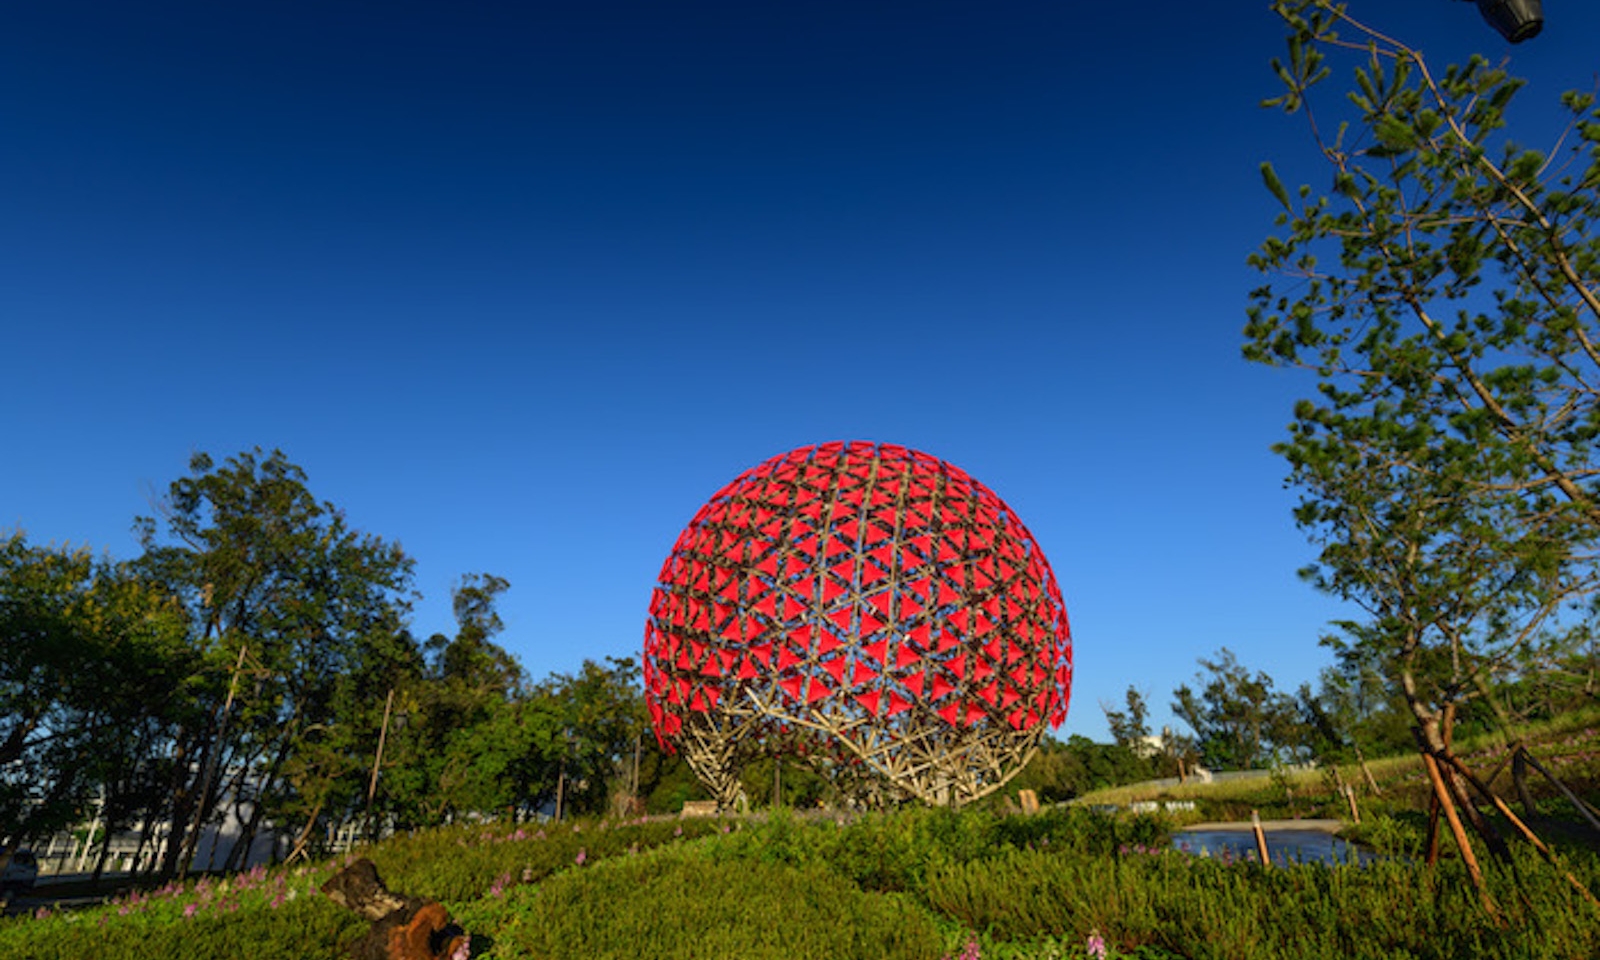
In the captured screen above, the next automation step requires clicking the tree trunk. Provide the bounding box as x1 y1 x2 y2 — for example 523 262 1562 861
159 735 199 879
1401 669 1509 860
284 798 326 865
90 827 116 882
225 792 268 873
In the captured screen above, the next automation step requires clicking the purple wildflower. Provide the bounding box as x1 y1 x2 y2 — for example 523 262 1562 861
1086 932 1108 959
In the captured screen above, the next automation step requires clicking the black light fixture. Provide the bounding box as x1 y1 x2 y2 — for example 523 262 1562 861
1467 0 1544 43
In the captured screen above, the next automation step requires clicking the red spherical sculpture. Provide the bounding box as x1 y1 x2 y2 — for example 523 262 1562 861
643 441 1072 807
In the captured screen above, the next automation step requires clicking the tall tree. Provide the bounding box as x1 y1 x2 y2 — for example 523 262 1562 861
1100 686 1152 752
377 574 531 828
1246 0 1600 863
1171 649 1299 770
133 449 415 875
0 535 191 871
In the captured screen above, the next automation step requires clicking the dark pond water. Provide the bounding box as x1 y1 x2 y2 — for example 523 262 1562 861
1171 828 1380 866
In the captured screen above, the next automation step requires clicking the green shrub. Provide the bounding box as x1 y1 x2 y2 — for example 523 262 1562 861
0 867 360 960
921 843 1600 960
363 816 725 901
0 817 726 960
457 843 945 960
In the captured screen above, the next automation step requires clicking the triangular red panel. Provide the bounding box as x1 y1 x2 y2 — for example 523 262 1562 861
851 661 878 687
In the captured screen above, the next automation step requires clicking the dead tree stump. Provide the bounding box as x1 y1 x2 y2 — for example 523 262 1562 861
321 858 468 960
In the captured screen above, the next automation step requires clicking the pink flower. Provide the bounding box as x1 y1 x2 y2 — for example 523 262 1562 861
183 903 199 919
1086 932 1108 959
450 936 472 960
575 848 587 866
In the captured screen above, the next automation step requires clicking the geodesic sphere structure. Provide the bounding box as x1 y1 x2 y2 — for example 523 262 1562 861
642 441 1072 808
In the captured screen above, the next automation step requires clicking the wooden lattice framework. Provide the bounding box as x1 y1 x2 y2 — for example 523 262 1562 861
643 441 1072 808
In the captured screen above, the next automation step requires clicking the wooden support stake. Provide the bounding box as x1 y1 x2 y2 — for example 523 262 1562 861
1425 789 1442 867
1355 744 1383 796
1421 751 1498 921
1251 810 1271 867
1437 751 1600 914
1518 747 1600 837
1511 748 1539 823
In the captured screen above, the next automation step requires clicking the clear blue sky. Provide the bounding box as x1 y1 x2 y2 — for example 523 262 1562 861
5 1 1598 742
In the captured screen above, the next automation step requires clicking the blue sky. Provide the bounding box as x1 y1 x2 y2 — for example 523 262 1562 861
5 1 1598 742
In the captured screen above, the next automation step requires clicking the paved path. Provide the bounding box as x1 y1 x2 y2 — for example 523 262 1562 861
1180 818 1345 834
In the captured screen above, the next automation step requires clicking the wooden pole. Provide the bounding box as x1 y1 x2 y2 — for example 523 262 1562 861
1421 751 1498 920
1425 790 1442 867
1251 810 1271 867
1517 747 1600 836
632 733 642 806
1511 749 1539 822
367 688 396 812
1436 751 1600 913
1354 744 1383 796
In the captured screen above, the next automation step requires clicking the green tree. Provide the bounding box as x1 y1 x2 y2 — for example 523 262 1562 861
133 449 416 875
1100 686 1152 752
536 657 650 819
1245 0 1600 862
1171 649 1299 770
372 574 532 829
0 535 192 873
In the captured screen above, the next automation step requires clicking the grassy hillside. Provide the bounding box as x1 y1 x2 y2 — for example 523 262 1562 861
4 793 1599 960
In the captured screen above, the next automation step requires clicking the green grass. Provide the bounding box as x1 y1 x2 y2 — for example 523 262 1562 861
4 714 1599 960
5 804 1600 960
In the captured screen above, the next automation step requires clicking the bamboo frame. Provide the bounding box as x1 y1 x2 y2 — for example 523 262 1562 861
644 442 1072 808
